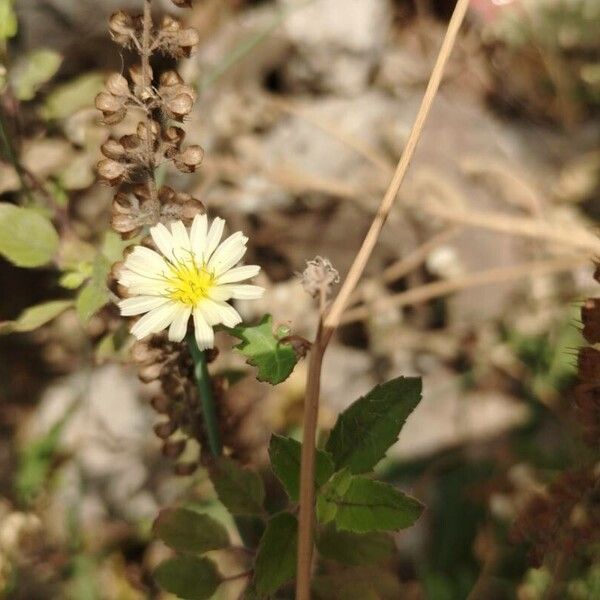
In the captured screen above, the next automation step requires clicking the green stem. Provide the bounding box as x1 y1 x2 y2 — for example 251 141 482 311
186 333 222 457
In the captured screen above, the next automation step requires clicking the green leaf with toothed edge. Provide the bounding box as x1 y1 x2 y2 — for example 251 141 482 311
227 314 298 385
153 507 230 554
325 377 422 474
154 556 221 600
316 470 423 533
253 512 298 596
269 434 334 501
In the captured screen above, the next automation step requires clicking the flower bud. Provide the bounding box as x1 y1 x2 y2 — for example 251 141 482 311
106 73 130 97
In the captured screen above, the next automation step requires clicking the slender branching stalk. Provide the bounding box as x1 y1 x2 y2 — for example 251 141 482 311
295 0 472 596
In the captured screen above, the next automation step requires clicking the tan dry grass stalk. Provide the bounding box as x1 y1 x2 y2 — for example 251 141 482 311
295 0 473 597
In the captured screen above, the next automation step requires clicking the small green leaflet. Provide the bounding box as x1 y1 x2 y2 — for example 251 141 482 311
75 254 110 323
269 434 334 501
316 527 395 566
11 49 62 101
0 0 17 41
0 300 72 335
153 507 230 554
253 512 298 596
317 470 423 533
154 556 221 600
0 205 59 267
209 457 265 516
228 314 299 385
325 377 422 473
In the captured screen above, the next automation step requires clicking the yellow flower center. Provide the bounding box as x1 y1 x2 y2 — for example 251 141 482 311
166 260 215 306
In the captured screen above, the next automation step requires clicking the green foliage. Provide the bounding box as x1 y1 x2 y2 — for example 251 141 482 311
316 527 395 566
153 507 230 554
41 73 104 121
253 512 298 596
0 204 59 267
269 434 334 501
0 0 17 41
317 470 423 533
0 300 72 335
229 314 298 384
16 402 75 504
210 457 265 516
313 566 402 600
325 377 422 474
75 254 110 323
11 49 62 101
154 556 221 600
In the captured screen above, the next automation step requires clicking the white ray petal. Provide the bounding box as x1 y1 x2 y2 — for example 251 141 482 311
193 309 214 349
203 217 225 262
190 214 208 259
150 223 175 259
168 305 191 342
216 264 260 284
221 284 265 300
207 285 233 302
130 301 180 339
212 301 242 328
128 246 168 273
196 297 225 326
170 220 191 261
208 232 248 275
119 295 169 316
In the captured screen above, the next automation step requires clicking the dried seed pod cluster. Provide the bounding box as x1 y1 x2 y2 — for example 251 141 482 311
96 3 203 234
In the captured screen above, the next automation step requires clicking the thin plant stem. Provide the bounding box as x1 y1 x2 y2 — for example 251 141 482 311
295 1 471 597
186 333 222 457
141 0 160 219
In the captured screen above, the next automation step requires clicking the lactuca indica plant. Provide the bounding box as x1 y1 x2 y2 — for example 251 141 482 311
94 1 425 599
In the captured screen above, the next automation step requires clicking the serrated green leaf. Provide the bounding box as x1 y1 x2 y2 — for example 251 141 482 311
75 254 110 323
41 72 104 121
317 472 423 533
11 49 62 101
0 204 59 267
325 377 422 474
0 300 72 335
254 512 298 596
0 0 17 40
229 314 298 384
316 527 395 566
210 457 265 516
269 434 334 501
154 556 221 600
153 508 229 555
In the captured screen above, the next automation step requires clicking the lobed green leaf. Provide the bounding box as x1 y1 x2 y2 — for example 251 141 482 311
269 434 334 501
253 512 298 596
153 507 230 555
228 314 298 385
154 556 221 600
325 377 422 474
317 470 423 533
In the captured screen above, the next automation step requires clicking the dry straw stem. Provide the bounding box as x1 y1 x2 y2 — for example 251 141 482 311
341 254 589 324
295 0 472 597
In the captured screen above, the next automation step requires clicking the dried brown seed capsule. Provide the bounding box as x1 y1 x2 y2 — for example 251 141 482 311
163 439 186 458
162 126 185 148
158 186 177 203
177 29 200 56
174 462 198 476
95 91 122 113
154 421 177 439
173 145 204 172
101 139 126 161
171 0 193 8
165 93 194 121
97 158 128 186
106 73 130 97
160 70 184 88
109 11 135 45
131 339 164 365
161 15 181 33
150 394 173 414
138 362 164 383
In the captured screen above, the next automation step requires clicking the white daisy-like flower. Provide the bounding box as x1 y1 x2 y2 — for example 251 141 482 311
118 214 264 350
